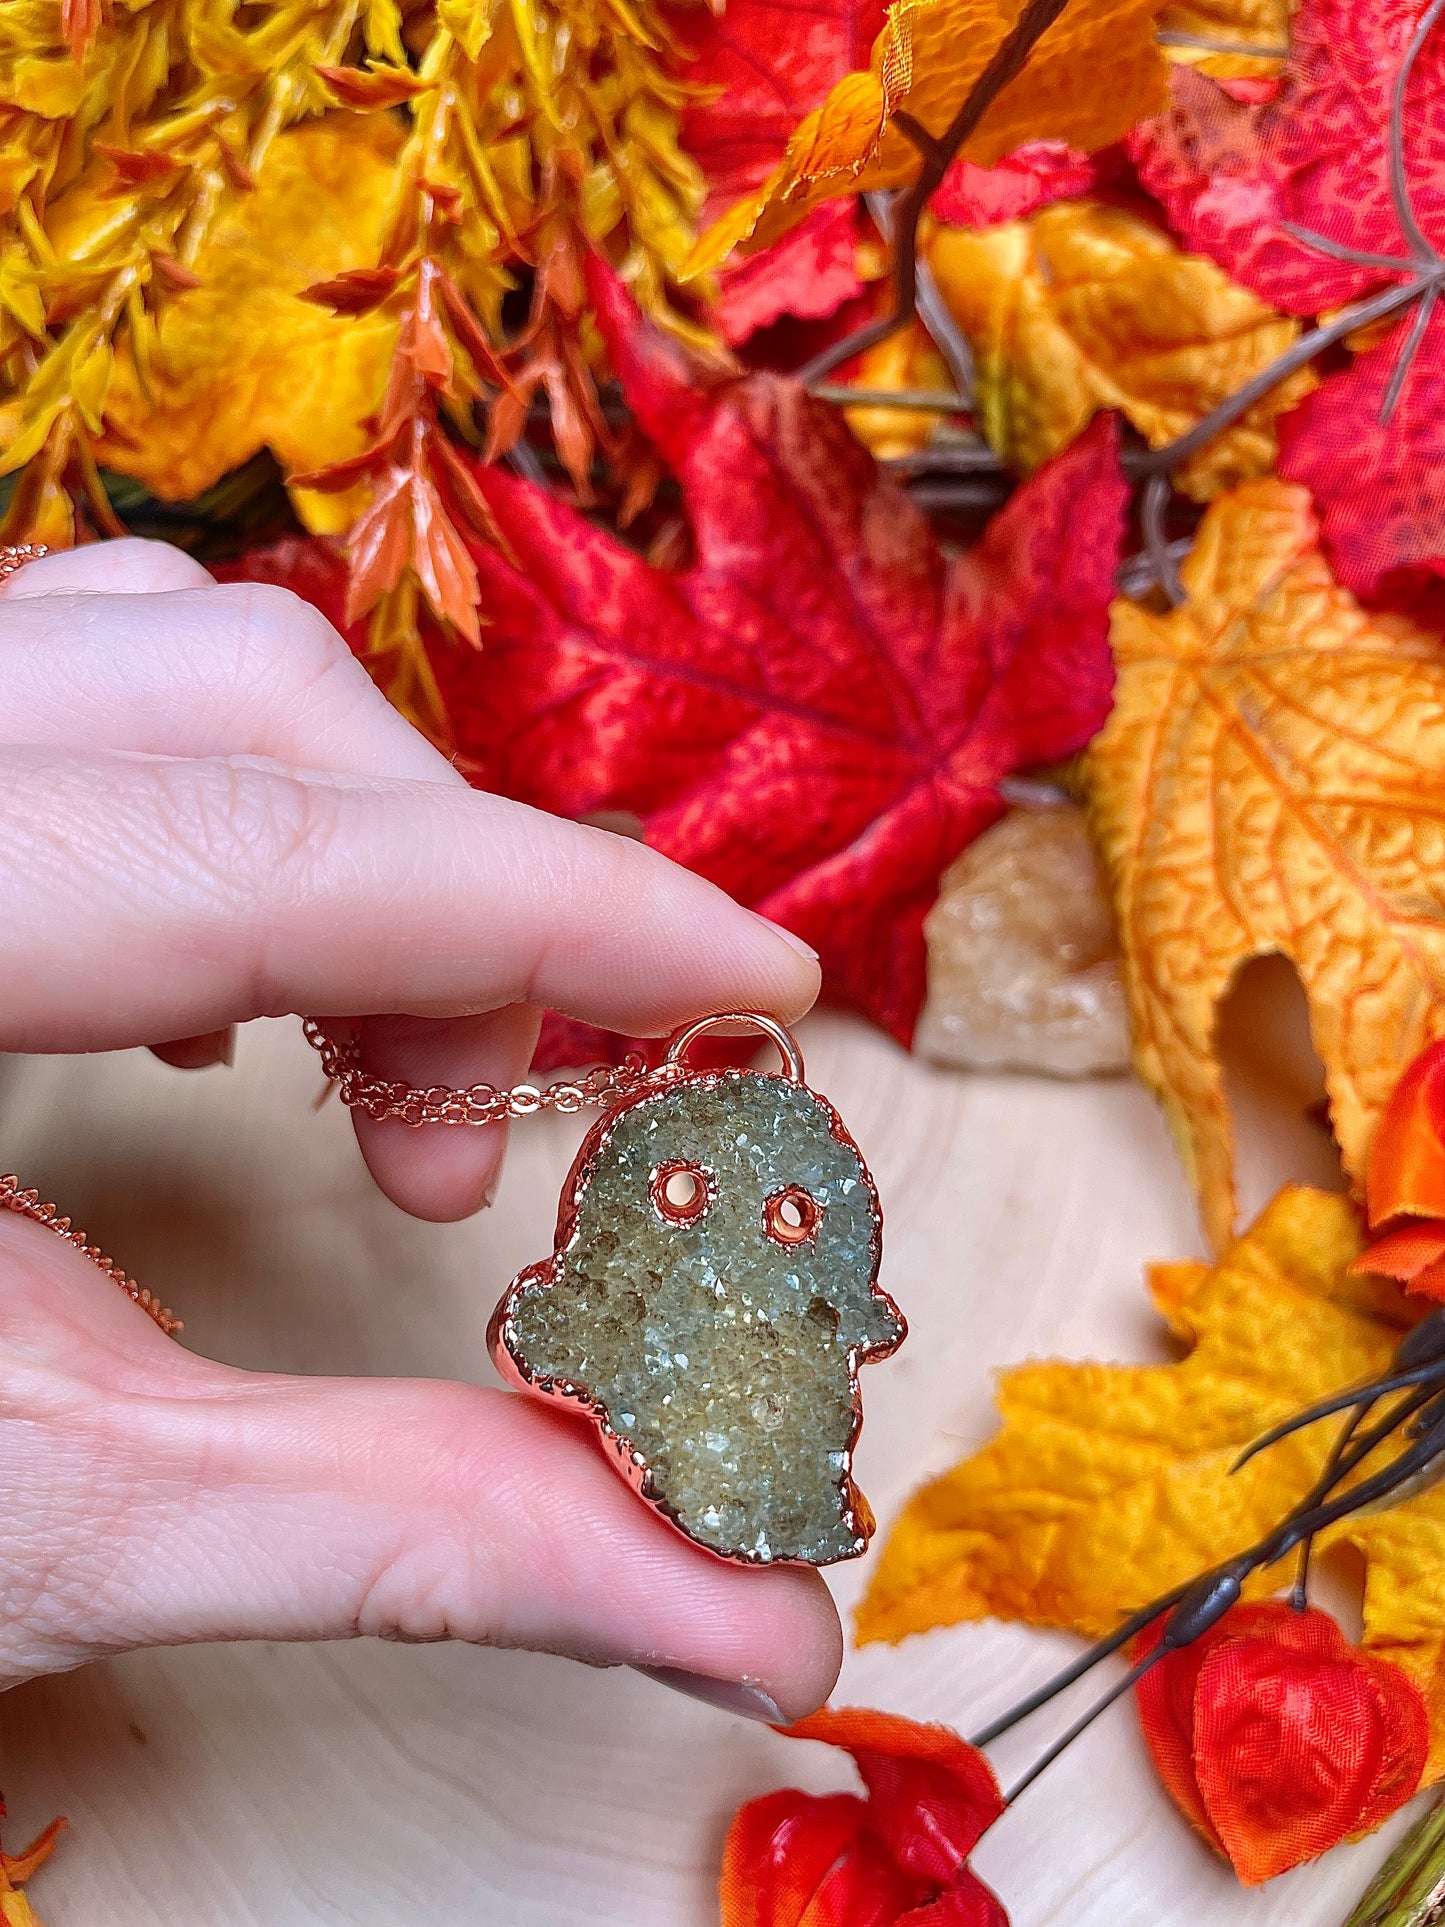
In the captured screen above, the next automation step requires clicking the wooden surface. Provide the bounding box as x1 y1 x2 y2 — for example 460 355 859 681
0 992 1409 1924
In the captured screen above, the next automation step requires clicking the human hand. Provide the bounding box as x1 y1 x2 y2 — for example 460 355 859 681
0 539 838 1721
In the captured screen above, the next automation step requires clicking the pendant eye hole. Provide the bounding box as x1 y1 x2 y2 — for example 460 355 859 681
651 1160 712 1226
765 1185 822 1246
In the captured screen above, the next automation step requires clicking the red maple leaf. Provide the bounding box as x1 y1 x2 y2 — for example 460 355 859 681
1131 0 1445 598
229 264 1124 1051
453 262 1124 1045
930 141 1102 228
673 0 888 344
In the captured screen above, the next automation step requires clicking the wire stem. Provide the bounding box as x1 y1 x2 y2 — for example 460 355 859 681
1132 275 1430 479
1002 1654 1158 1806
796 0 1076 388
968 1583 1189 1746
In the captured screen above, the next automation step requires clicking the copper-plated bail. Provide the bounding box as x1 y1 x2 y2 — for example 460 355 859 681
662 1011 805 1083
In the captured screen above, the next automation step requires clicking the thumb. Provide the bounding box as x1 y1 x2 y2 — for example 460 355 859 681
0 1217 842 1717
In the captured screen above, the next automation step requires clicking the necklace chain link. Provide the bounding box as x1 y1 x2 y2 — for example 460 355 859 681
0 542 48 581
0 1174 182 1334
301 1021 670 1126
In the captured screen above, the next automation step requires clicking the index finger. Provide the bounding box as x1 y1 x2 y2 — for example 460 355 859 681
0 748 821 1051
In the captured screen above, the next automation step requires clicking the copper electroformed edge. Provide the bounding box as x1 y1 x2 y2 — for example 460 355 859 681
487 1012 906 1569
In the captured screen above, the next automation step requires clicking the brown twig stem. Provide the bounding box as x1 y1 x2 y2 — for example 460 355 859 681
884 442 1006 472
796 0 1075 388
905 478 1010 510
866 190 979 402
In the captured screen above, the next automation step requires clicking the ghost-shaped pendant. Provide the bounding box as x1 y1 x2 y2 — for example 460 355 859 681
488 1013 906 1566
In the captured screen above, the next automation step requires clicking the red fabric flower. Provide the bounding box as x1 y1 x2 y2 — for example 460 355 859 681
1354 1039 1445 1298
1135 1602 1428 1884
720 1707 1008 1926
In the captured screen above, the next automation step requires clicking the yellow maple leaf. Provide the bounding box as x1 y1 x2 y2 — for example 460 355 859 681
1159 0 1292 79
858 1186 1445 1778
926 200 1314 500
1087 479 1445 1251
96 115 403 505
685 0 1170 275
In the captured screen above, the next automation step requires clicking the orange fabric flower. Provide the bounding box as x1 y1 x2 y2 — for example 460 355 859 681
0 1804 66 1925
1135 1602 1428 1884
1356 1039 1445 1298
720 1707 1007 1926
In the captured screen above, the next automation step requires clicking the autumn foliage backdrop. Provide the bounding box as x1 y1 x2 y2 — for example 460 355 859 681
15 0 1445 1914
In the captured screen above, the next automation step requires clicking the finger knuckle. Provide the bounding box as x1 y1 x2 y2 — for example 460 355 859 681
150 756 343 898
215 582 363 702
349 1384 508 1646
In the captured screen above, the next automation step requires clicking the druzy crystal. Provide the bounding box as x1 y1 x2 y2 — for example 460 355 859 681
503 1072 903 1563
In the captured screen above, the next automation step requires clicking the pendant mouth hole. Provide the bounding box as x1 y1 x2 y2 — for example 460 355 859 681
765 1185 821 1245
651 1160 712 1225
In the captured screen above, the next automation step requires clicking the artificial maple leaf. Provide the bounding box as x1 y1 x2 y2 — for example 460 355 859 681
685 0 1171 275
673 0 887 342
227 263 1126 1047
720 1708 1007 1926
1131 0 1445 598
96 116 402 505
710 204 876 347
926 198 1314 499
1087 477 1445 1251
858 1183 1445 1780
928 140 1101 227
444 261 1127 1045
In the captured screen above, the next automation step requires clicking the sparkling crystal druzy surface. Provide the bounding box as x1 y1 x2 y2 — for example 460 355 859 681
494 1071 904 1564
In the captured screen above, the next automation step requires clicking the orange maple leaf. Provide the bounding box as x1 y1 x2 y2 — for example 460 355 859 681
1088 479 1445 1251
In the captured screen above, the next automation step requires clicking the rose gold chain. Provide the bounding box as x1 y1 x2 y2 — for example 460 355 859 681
0 542 48 581
301 1020 668 1125
0 1175 181 1334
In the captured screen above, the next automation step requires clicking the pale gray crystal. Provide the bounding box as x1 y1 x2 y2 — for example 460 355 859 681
506 1073 902 1563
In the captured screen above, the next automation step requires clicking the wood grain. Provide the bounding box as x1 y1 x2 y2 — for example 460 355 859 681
0 989 1407 1923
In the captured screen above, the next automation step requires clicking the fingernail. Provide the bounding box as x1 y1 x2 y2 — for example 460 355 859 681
634 1665 785 1724
754 914 818 963
217 1028 236 1068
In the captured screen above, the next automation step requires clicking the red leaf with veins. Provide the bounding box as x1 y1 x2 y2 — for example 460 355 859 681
931 141 1102 227
674 0 887 342
442 260 1124 1046
1131 0 1445 596
709 201 868 347
228 264 1124 1051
